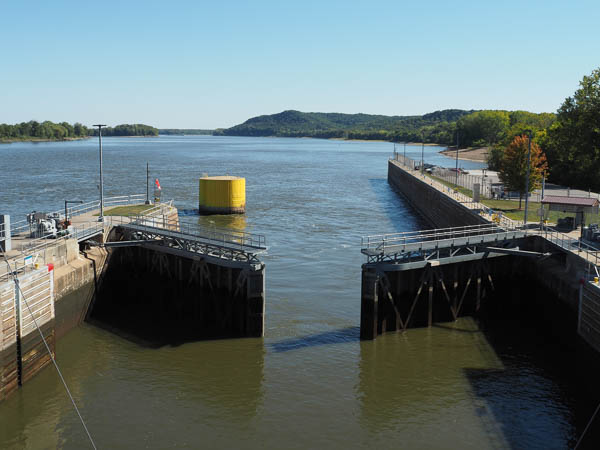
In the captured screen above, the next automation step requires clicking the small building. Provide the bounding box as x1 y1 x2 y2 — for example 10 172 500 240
541 195 599 230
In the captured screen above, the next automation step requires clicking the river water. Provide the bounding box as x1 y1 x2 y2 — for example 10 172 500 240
0 136 597 449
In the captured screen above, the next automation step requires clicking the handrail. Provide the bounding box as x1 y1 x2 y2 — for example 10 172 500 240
9 194 146 235
109 208 267 251
391 156 521 229
362 223 512 249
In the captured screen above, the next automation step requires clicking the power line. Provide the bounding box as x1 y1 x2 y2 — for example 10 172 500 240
3 255 97 449
574 401 600 450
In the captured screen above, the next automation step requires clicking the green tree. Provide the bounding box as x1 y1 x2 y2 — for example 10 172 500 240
543 67 600 190
499 134 548 209
457 110 510 147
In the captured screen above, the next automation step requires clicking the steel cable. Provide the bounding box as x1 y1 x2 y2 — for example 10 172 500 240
2 254 97 449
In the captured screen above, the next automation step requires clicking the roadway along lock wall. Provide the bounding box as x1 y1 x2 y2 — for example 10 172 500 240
387 159 488 228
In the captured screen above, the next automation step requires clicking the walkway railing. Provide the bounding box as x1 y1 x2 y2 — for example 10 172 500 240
391 157 519 229
1 199 174 282
9 194 146 236
541 225 600 266
110 210 266 251
362 223 510 251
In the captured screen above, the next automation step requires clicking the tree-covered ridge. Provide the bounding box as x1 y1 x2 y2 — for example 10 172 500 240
216 109 555 146
0 120 89 141
215 109 475 143
90 124 158 136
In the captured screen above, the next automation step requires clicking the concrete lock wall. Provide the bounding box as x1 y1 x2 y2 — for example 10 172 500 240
388 160 488 228
88 245 265 344
580 283 600 351
0 243 108 403
0 268 55 399
363 160 585 341
361 257 517 340
360 251 580 340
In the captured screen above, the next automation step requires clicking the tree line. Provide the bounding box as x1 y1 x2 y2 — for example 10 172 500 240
216 108 556 149
0 121 89 141
0 121 159 141
492 67 600 192
89 124 158 136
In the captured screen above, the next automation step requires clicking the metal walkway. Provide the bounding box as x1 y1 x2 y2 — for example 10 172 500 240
115 219 267 267
361 224 530 270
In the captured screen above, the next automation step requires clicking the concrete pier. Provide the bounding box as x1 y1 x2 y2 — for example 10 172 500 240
0 198 266 402
360 158 600 351
89 245 265 343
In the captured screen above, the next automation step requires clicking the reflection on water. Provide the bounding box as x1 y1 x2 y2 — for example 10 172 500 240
358 318 510 449
199 213 248 233
270 327 359 353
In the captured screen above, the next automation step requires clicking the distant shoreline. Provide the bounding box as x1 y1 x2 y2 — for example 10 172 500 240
0 136 91 144
439 146 488 162
0 135 160 144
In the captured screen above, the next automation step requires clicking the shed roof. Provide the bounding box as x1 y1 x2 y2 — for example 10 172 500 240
541 195 599 207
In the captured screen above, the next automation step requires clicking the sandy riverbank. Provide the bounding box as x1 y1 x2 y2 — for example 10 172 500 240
0 136 91 144
439 147 489 162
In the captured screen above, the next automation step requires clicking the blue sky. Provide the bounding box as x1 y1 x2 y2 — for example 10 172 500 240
1 0 598 128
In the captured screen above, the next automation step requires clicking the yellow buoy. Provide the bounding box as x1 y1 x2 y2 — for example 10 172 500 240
199 176 246 214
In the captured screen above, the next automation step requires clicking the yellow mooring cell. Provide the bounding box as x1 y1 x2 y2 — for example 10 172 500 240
199 176 246 214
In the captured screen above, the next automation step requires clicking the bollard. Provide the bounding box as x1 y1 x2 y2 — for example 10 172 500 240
0 215 11 252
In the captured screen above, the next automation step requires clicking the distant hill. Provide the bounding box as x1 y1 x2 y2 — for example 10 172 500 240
159 129 214 135
214 109 475 144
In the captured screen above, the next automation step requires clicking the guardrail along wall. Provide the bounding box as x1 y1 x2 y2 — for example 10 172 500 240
0 267 55 400
388 159 488 228
88 244 265 344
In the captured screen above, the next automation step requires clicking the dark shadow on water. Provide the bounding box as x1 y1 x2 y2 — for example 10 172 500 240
179 208 200 216
463 272 600 449
269 326 360 353
368 178 429 233
357 268 600 448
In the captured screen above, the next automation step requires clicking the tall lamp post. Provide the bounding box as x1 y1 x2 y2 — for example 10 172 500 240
145 162 151 204
403 142 406 165
421 134 425 175
93 124 106 222
523 130 532 227
455 131 460 187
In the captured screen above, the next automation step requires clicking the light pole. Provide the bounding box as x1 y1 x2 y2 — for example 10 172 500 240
145 162 150 204
421 134 425 175
93 124 106 222
403 141 406 165
523 130 532 227
455 131 460 187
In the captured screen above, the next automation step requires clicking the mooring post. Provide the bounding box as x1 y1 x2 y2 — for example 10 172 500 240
453 265 458 316
476 275 482 312
428 279 433 327
360 269 379 340
0 215 11 252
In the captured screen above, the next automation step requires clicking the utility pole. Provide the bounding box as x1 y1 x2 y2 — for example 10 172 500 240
421 134 425 175
145 162 150 204
93 124 106 222
455 131 460 187
524 130 532 227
